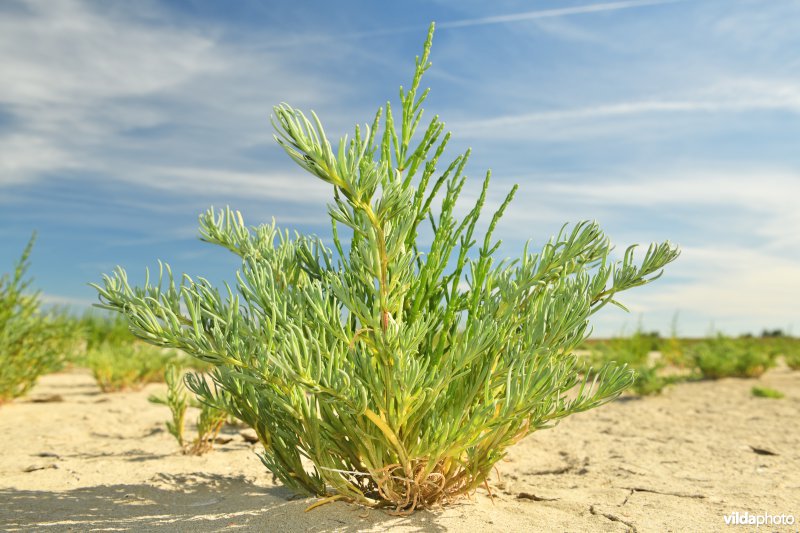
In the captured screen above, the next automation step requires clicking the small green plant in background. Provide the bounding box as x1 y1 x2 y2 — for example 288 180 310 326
191 397 228 455
751 385 784 399
93 24 679 511
0 234 78 404
72 312 209 391
149 363 228 455
771 337 800 370
78 311 134 352
150 363 188 447
82 342 177 392
688 334 774 379
784 351 800 370
660 313 687 367
590 329 668 395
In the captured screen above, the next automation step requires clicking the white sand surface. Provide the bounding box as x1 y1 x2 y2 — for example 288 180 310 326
1 367 798 532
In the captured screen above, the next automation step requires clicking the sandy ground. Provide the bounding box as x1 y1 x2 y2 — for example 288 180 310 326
1 366 798 532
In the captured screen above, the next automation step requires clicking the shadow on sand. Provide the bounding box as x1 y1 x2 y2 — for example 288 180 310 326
0 473 447 532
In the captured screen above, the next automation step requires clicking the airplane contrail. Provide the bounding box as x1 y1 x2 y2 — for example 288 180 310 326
437 0 686 30
248 0 686 50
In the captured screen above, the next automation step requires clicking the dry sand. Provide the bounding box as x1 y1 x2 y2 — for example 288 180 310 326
1 366 798 532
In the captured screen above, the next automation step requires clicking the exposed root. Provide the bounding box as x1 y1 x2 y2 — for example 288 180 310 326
373 462 452 514
483 478 495 503
305 494 347 512
307 458 499 514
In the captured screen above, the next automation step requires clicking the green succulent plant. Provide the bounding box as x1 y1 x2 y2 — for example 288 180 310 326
81 342 176 392
590 329 669 395
689 334 774 379
92 23 678 511
751 385 783 399
1 234 77 404
149 362 228 455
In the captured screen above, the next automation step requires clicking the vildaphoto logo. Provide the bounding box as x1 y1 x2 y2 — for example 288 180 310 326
723 511 795 527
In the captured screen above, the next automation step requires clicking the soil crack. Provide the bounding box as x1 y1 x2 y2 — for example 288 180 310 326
517 492 558 502
589 504 638 532
621 486 707 506
528 452 589 476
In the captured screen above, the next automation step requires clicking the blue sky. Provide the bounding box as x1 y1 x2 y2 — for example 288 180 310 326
1 0 798 337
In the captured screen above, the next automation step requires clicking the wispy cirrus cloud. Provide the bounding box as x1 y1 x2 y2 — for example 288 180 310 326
588 243 800 336
0 133 75 186
643 245 800 323
138 167 333 204
502 164 800 335
450 78 800 140
0 0 343 192
507 166 800 251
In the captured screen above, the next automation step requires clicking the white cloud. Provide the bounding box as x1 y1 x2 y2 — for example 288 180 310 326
0 134 75 186
559 241 800 337
0 0 341 196
0 0 216 188
139 166 333 204
498 165 800 336
40 292 96 308
632 245 800 327
712 1 800 47
449 78 800 140
0 1 221 106
537 168 800 250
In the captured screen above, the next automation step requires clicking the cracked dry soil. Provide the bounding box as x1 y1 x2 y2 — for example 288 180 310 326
0 365 798 532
